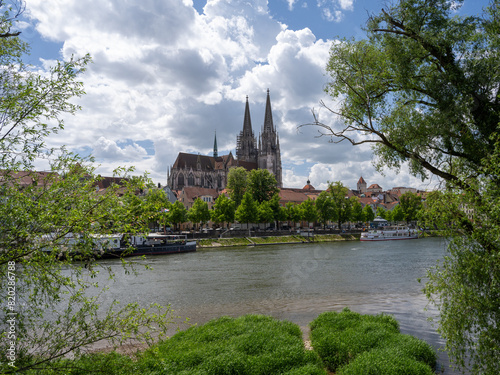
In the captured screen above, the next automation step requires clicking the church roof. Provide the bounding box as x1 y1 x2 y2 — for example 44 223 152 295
172 152 215 171
236 160 258 171
358 176 366 184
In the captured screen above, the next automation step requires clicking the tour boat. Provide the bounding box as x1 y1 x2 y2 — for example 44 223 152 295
107 233 197 257
360 227 419 241
42 233 196 258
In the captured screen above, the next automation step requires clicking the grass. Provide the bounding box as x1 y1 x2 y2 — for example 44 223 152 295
310 308 437 374
136 314 326 375
13 310 437 375
250 236 304 244
198 233 358 248
198 237 252 247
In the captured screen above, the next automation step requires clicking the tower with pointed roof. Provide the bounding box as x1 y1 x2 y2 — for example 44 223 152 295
357 176 367 194
236 96 258 163
257 89 282 187
213 131 218 158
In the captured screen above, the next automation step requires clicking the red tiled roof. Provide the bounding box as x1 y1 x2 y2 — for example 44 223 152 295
279 189 310 204
0 170 59 188
181 186 219 202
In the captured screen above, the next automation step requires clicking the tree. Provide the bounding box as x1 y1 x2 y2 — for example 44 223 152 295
284 202 301 229
299 198 317 228
269 193 286 228
188 198 211 230
391 204 405 223
247 169 279 203
302 1 500 372
375 206 387 219
362 204 375 224
226 167 248 207
257 200 274 224
0 6 176 373
211 193 235 229
315 191 335 229
399 192 423 224
169 200 188 231
327 181 352 229
141 188 172 232
235 192 258 231
351 199 364 224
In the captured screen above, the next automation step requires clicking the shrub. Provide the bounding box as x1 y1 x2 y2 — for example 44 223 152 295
310 308 400 371
337 347 435 375
310 308 436 373
381 333 437 368
137 314 326 375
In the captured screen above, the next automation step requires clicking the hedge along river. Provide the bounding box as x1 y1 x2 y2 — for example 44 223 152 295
92 236 465 374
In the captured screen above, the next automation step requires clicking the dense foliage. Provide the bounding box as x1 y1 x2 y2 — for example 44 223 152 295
310 308 436 374
32 315 326 375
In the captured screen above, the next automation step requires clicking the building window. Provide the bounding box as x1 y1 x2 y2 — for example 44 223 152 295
188 174 194 186
178 174 184 186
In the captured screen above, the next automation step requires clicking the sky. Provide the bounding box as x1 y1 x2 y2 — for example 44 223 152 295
18 0 488 191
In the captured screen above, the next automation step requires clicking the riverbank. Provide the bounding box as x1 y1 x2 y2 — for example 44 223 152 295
197 233 360 248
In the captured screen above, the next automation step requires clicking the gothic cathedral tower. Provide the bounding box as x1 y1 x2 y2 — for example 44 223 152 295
236 90 282 188
236 96 258 163
258 89 282 188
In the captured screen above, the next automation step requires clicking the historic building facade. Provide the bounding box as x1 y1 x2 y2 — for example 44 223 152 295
167 89 282 191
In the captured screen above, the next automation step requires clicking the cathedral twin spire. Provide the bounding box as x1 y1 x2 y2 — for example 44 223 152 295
235 89 282 187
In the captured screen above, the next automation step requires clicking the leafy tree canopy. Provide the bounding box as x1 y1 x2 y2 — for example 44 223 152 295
211 193 235 228
226 167 248 207
247 169 279 203
235 192 258 225
188 198 211 229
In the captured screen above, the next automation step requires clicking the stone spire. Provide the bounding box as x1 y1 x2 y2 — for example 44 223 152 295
236 96 258 163
243 96 252 136
213 130 218 158
263 88 274 133
258 89 282 188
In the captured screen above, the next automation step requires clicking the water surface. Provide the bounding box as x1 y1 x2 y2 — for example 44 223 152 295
95 237 464 373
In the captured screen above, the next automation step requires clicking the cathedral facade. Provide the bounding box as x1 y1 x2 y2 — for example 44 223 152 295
167 89 282 192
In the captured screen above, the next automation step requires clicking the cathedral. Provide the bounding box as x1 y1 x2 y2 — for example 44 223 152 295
167 89 282 191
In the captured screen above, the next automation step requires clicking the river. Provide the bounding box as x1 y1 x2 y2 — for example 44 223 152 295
93 236 465 374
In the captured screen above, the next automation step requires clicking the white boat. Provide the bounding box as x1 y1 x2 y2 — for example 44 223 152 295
360 227 419 241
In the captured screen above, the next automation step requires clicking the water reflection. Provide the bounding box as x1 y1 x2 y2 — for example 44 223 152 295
94 237 466 374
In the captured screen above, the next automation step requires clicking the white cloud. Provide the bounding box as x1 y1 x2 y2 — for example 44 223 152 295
21 0 431 192
92 137 148 161
322 8 343 22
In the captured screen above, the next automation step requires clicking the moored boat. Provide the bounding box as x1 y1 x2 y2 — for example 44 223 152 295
106 233 197 257
360 227 419 241
41 233 196 258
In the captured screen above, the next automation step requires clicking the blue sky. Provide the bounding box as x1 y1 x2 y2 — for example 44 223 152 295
20 0 489 191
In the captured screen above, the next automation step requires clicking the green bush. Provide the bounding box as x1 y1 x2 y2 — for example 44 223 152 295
310 308 400 371
16 352 136 375
310 308 436 373
382 333 437 368
337 347 435 375
137 314 326 375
